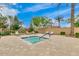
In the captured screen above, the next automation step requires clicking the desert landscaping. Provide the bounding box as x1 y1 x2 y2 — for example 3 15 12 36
0 3 79 56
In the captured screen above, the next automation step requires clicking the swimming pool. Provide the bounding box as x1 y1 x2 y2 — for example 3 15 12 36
22 36 48 44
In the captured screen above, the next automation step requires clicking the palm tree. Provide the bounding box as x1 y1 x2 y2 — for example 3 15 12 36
57 3 75 36
70 3 75 36
55 16 63 27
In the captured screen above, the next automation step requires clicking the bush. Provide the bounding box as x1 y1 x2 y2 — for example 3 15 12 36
60 32 65 35
35 31 39 33
75 33 79 38
0 32 3 36
29 28 34 32
74 22 79 27
0 31 10 36
18 28 26 33
0 32 5 36
4 31 10 35
11 24 20 31
0 32 1 35
10 30 15 33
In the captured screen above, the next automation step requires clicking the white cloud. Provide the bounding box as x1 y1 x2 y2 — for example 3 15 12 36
0 6 19 16
0 3 17 6
66 23 71 27
61 23 71 28
25 4 55 12
43 5 79 27
44 4 79 18
44 8 70 18
0 4 7 6
51 18 58 26
12 3 17 5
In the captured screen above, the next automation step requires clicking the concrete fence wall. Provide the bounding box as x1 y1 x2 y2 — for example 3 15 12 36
74 27 79 33
0 27 79 35
38 27 79 35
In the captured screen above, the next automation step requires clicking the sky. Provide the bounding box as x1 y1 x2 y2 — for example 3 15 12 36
0 3 79 28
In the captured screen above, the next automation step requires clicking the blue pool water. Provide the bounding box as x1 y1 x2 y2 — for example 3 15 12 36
22 36 48 44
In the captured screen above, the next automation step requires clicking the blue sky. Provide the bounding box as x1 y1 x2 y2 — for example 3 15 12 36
0 3 79 28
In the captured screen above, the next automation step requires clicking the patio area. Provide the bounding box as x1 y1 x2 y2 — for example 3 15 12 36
0 35 79 56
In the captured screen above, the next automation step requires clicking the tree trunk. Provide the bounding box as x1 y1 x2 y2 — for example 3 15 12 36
58 20 60 28
70 3 75 37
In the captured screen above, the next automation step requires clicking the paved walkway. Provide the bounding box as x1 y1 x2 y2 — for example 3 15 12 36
0 35 79 56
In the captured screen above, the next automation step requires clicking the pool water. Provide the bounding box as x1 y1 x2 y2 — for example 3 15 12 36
22 36 48 44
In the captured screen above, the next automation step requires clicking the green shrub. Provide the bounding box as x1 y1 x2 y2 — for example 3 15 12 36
11 24 20 31
1 32 5 36
74 22 79 27
75 33 79 38
18 28 26 33
10 30 15 33
60 32 65 35
35 31 39 33
0 31 10 36
0 32 5 36
0 32 1 35
29 28 34 32
4 31 10 35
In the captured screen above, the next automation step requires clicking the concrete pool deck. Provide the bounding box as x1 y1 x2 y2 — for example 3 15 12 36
0 34 79 56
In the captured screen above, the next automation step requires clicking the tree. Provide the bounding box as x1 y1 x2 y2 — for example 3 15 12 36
74 21 79 27
10 16 22 33
55 16 63 27
0 15 7 31
0 20 7 29
70 3 75 36
29 23 34 32
11 23 20 31
30 16 52 31
56 3 75 36
74 14 79 27
13 16 20 24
